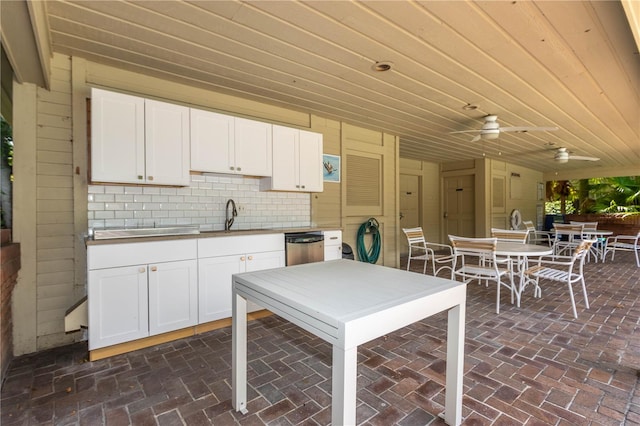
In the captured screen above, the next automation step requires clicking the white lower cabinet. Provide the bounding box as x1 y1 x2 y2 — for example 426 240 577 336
198 250 284 322
88 234 285 351
148 260 198 335
198 234 285 323
323 230 343 260
88 265 149 350
87 240 197 350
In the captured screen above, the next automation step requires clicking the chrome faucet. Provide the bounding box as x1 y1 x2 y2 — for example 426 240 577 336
225 199 238 231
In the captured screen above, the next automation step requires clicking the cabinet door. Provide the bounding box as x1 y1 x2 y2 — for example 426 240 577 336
190 109 235 173
145 99 191 185
245 250 286 272
245 250 285 313
235 117 272 176
271 125 298 190
148 259 198 335
298 130 323 192
88 265 148 350
198 255 245 323
91 88 145 184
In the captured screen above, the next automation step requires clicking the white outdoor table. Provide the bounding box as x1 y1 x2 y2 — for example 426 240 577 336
582 230 613 262
495 242 553 304
232 259 467 425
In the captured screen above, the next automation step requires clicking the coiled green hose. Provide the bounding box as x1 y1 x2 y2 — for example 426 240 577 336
357 218 381 263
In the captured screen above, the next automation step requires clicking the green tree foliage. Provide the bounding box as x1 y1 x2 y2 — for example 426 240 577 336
589 176 640 214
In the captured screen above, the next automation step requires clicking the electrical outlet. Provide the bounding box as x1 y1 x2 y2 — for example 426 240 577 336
237 205 246 212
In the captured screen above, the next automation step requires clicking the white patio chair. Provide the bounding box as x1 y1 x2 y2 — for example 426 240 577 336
523 220 552 247
491 228 529 243
524 239 595 318
552 223 584 257
448 235 514 314
491 227 530 270
570 221 601 261
402 227 455 277
603 231 640 267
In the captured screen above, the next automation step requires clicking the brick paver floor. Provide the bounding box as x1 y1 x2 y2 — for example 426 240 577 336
2 252 639 425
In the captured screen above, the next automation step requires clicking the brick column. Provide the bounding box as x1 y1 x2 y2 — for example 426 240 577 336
1 229 20 383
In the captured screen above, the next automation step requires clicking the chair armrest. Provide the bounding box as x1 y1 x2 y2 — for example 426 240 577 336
606 235 639 244
425 242 453 255
532 255 573 266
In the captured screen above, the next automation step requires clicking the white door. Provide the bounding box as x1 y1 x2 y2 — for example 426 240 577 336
399 174 420 255
198 255 245 323
444 175 475 238
298 130 323 192
145 99 190 185
88 265 148 350
234 117 272 176
90 88 145 184
148 259 198 335
190 109 235 173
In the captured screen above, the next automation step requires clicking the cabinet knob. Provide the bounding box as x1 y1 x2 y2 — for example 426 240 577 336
301 185 305 189
138 175 143 180
296 185 300 188
248 255 253 261
237 167 242 171
147 176 154 181
139 267 145 273
240 256 245 261
150 266 157 272
230 166 235 171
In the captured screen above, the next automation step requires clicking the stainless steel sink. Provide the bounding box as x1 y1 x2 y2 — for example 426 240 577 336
93 226 200 240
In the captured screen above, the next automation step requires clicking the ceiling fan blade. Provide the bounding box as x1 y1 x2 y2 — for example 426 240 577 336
500 126 559 132
450 129 481 134
470 134 482 142
569 155 600 162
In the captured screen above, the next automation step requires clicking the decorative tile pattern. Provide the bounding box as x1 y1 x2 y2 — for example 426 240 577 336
88 174 311 232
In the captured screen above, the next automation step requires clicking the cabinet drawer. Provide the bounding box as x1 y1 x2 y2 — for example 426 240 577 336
88 239 197 270
198 233 284 258
323 230 342 246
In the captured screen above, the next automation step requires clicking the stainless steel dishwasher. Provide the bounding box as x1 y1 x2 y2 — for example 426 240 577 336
285 233 324 266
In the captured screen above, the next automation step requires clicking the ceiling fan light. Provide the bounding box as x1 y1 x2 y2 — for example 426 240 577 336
481 132 499 140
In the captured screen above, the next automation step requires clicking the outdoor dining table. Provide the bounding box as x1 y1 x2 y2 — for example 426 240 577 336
232 259 468 426
582 229 613 262
495 242 553 304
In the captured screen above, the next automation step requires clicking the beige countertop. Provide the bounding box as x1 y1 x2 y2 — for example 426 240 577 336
85 227 339 246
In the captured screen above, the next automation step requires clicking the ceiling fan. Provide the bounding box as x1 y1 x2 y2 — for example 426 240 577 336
450 114 559 142
553 147 600 164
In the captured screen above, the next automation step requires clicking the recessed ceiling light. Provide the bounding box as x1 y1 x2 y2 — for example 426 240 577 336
372 61 393 72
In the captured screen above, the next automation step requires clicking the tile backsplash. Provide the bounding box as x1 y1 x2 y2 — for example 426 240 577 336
88 174 311 232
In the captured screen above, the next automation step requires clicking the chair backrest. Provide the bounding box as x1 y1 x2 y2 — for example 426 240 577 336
523 220 536 232
553 223 584 240
449 235 497 257
491 228 529 243
572 239 595 258
403 227 426 247
570 221 598 231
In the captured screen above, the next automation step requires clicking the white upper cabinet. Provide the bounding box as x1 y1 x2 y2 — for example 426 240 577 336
262 125 323 192
91 88 145 184
234 117 272 176
190 110 272 177
190 109 234 173
144 99 190 186
91 88 190 186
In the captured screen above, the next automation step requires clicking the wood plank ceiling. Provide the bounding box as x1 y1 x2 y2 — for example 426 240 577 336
45 0 640 175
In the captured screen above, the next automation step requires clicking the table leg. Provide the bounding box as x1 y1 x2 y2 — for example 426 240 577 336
232 288 249 415
332 345 357 425
444 303 465 426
